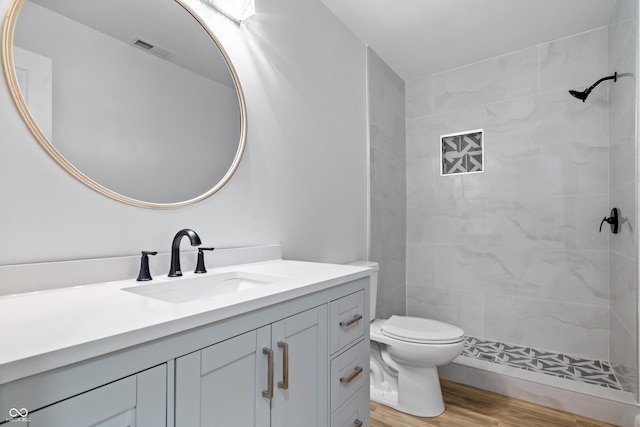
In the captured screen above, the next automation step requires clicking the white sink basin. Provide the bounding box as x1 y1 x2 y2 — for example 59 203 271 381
122 271 284 304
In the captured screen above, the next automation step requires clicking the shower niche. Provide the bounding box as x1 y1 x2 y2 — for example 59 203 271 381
440 129 484 176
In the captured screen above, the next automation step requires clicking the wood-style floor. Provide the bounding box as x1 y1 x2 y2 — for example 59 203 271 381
370 380 617 427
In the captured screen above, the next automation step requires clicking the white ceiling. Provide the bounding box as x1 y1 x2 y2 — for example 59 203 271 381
319 0 617 80
26 0 617 84
28 0 234 87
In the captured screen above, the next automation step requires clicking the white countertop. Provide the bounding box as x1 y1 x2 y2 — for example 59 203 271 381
0 260 371 385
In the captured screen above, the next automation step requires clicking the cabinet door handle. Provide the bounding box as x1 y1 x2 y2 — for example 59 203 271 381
262 347 274 399
340 366 363 384
353 419 363 427
277 341 289 390
340 314 363 328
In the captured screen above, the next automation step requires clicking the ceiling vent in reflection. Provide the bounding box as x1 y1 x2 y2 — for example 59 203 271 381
131 38 175 60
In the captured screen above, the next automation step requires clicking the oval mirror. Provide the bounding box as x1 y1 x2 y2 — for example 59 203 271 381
2 0 247 208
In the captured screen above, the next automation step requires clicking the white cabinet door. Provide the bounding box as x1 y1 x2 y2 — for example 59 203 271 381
271 305 328 427
28 364 166 427
175 326 271 427
175 306 329 427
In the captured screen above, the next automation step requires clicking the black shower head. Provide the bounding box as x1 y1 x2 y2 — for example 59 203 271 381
568 72 617 102
568 89 590 102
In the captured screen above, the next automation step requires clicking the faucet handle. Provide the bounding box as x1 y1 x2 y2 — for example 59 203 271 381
137 251 158 281
195 247 215 274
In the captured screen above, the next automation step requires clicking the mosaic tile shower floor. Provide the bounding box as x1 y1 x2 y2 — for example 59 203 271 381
462 336 622 390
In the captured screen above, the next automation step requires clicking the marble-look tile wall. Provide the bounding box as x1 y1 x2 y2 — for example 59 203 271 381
368 48 407 318
406 28 613 361
608 0 638 398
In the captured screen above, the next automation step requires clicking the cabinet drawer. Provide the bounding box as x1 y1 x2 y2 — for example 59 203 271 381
331 339 369 413
330 388 370 427
330 290 366 354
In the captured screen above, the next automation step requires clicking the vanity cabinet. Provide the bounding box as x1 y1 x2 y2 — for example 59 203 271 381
175 305 328 426
27 364 167 427
1 273 369 427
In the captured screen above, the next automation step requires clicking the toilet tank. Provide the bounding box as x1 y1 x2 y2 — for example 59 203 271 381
348 261 379 320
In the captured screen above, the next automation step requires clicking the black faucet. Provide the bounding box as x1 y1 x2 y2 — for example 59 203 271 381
168 229 202 277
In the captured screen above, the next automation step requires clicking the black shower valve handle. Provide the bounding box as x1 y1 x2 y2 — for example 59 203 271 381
599 208 619 234
598 217 611 232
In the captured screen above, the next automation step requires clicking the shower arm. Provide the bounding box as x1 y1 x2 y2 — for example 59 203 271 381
585 72 617 93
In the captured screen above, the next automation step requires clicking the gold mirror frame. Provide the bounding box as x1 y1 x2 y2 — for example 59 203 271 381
2 0 247 209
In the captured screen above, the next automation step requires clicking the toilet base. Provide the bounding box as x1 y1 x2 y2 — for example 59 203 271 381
369 318 464 418
370 362 445 417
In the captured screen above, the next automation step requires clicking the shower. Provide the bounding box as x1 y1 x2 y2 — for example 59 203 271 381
568 72 617 101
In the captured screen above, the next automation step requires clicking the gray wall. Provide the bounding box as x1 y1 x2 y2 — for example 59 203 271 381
608 0 638 397
367 48 406 318
406 28 611 360
0 0 368 269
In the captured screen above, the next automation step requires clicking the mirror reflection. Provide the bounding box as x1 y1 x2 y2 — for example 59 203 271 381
9 0 245 205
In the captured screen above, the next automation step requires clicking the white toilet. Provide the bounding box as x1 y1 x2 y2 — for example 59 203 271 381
350 261 465 418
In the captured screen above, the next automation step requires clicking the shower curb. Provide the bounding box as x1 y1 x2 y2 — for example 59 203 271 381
440 355 639 427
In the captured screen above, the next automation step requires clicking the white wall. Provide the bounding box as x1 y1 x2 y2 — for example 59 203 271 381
0 0 368 268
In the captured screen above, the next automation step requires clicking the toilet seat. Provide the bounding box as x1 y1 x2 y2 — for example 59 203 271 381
380 315 464 344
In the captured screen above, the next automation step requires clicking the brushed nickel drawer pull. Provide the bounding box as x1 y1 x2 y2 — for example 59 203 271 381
278 341 289 390
353 419 363 427
340 314 363 328
340 366 363 384
262 347 274 399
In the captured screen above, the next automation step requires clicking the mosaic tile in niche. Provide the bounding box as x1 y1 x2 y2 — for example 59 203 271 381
441 129 484 175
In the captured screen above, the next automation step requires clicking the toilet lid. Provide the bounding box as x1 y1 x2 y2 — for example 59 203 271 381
380 315 465 344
